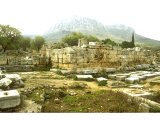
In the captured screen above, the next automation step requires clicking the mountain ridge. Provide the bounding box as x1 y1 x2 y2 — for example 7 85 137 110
45 16 160 47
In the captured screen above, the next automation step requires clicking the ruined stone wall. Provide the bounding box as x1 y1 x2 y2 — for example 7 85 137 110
50 47 154 69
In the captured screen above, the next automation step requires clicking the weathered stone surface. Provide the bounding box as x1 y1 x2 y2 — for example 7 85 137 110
125 77 139 84
124 67 135 71
68 91 77 96
0 78 12 88
129 85 143 88
50 68 59 72
130 75 147 81
97 77 107 81
82 69 98 74
5 74 21 81
76 75 93 79
60 70 72 75
0 90 21 109
143 73 157 78
116 75 127 81
108 74 116 80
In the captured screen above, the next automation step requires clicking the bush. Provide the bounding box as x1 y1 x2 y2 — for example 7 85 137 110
55 70 63 75
93 70 108 78
98 81 107 86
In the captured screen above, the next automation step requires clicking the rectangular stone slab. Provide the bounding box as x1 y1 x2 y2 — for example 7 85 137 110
0 90 21 109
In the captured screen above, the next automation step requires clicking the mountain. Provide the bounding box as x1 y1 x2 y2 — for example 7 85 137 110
45 16 160 47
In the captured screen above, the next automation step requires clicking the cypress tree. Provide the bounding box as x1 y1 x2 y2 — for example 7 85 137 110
131 31 135 47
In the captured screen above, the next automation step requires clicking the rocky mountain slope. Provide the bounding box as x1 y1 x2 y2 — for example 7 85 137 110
45 16 160 47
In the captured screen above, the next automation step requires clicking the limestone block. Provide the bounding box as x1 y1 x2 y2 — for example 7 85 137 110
124 67 135 71
60 70 72 74
50 68 59 72
0 90 21 109
5 74 21 81
136 76 147 80
125 77 139 84
116 75 127 81
97 77 107 82
0 78 12 87
108 74 116 80
143 73 157 78
76 75 93 79
82 69 98 74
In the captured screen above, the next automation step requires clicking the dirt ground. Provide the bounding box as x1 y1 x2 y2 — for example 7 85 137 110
18 71 110 91
14 71 160 99
9 71 160 112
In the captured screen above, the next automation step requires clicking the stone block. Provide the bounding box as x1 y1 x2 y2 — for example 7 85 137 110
97 77 107 82
76 75 93 79
143 73 157 78
0 78 12 87
116 75 127 81
50 68 59 72
0 90 21 109
82 69 98 74
108 74 116 80
125 77 139 84
5 74 21 81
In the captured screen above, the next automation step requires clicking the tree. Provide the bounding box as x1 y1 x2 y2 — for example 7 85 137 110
102 38 117 49
62 32 84 46
121 41 130 48
84 35 100 42
0 25 21 52
121 31 136 49
61 32 100 46
131 31 135 48
32 36 45 51
19 36 31 51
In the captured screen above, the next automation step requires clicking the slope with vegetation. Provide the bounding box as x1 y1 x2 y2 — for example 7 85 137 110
45 16 160 47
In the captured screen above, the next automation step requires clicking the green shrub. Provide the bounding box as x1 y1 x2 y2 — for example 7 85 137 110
93 70 108 78
98 80 107 86
55 70 63 75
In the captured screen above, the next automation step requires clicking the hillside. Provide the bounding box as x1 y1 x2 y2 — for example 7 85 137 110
45 16 160 47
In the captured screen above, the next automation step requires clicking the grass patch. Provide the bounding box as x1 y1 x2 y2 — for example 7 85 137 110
42 90 142 112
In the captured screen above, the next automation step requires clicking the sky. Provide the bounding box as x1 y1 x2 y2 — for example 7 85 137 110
0 0 160 40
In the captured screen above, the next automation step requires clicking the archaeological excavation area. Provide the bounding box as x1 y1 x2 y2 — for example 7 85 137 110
0 41 160 112
1 62 160 112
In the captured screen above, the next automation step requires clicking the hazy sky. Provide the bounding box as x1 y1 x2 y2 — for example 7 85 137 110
0 0 160 40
